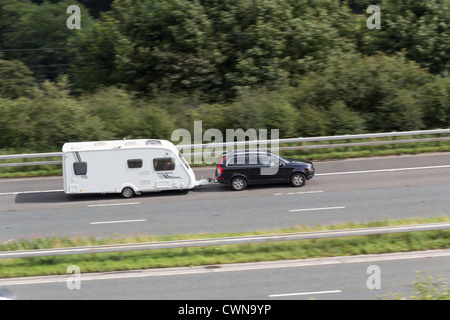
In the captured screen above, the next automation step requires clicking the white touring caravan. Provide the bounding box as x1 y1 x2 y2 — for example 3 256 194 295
62 139 201 198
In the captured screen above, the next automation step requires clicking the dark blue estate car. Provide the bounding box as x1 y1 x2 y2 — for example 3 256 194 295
215 150 315 191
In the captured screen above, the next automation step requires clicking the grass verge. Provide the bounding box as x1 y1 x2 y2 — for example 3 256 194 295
0 216 449 278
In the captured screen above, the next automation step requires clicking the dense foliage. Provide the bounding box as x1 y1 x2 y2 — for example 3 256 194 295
1 0 450 151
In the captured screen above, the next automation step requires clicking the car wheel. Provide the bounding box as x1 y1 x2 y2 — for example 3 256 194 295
290 172 306 187
121 187 135 198
230 176 247 191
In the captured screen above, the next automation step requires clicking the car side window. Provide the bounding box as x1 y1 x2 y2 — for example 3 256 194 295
227 155 246 166
247 154 259 165
227 154 259 166
259 154 279 165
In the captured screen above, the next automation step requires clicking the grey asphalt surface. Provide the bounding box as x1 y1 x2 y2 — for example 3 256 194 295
1 153 450 301
1 152 450 240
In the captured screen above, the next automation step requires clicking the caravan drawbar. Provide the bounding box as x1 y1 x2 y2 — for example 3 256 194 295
62 139 200 198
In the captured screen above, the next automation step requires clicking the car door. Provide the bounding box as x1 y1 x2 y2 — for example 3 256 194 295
258 153 289 182
244 153 265 183
226 154 248 180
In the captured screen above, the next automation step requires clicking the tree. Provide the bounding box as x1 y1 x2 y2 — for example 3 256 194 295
135 102 176 140
284 0 358 75
0 78 110 151
115 0 223 98
0 55 37 99
79 86 140 139
360 0 450 75
69 0 361 101
296 105 329 137
227 88 299 138
341 0 381 14
419 76 450 128
325 101 366 135
68 16 124 94
1 0 93 81
75 0 113 18
292 51 431 132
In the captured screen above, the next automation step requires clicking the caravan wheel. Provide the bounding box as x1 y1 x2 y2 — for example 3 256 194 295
121 187 135 198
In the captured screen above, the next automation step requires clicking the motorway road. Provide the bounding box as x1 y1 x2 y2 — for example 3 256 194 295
1 249 449 300
1 152 450 240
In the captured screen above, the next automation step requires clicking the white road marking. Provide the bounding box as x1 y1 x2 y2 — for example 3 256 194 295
289 206 346 212
268 289 342 298
87 202 140 207
296 190 324 194
274 190 323 196
316 164 450 176
89 219 147 225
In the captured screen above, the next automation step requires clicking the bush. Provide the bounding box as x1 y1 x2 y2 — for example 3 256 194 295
420 76 450 129
292 51 432 132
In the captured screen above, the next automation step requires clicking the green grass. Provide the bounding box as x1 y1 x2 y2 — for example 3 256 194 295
379 272 450 300
1 216 449 278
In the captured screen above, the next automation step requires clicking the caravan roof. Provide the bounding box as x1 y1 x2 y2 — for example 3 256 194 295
62 139 177 153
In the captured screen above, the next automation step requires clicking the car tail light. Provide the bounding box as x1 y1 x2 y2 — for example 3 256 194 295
218 156 226 174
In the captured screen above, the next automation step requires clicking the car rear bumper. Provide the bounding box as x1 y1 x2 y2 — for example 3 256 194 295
215 176 228 184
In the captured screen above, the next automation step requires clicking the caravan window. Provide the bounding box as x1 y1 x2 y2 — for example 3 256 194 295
127 159 143 169
153 157 175 171
73 162 87 175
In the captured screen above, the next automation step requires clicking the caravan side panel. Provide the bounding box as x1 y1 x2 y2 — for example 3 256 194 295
63 147 195 195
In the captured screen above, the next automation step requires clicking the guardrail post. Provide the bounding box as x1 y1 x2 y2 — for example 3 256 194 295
405 233 412 250
391 135 397 149
298 139 306 156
